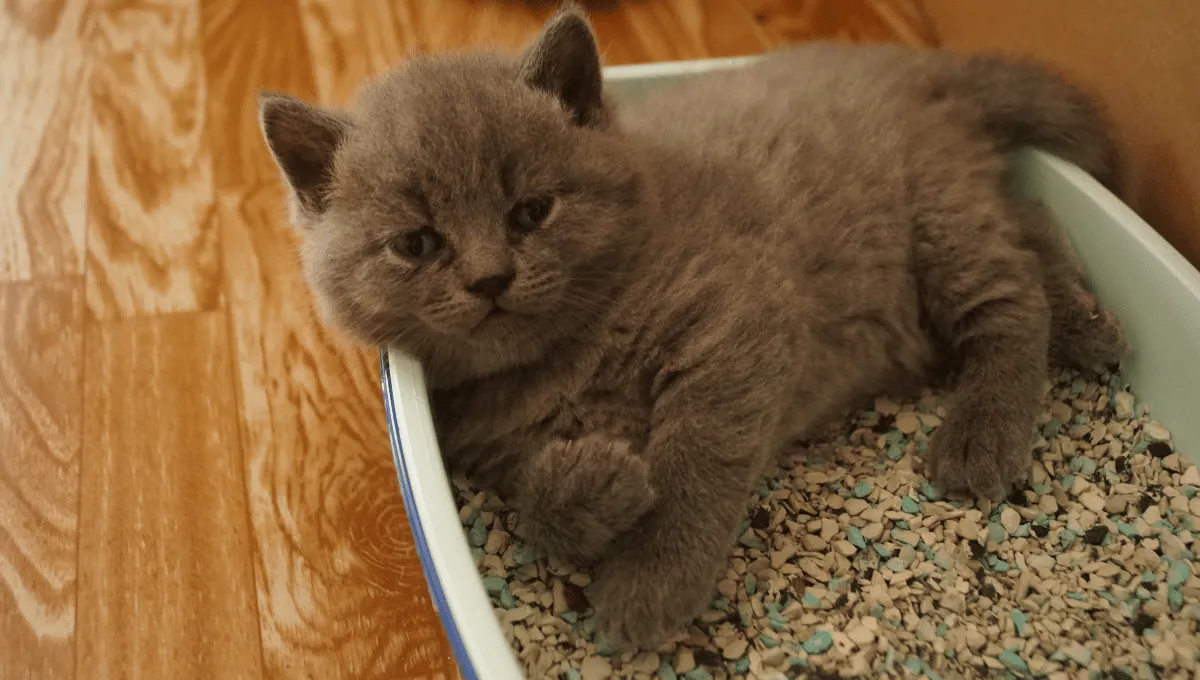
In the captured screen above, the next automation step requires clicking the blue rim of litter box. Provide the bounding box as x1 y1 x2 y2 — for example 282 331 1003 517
379 348 481 680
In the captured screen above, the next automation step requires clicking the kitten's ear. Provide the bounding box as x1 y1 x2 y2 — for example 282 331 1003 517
518 6 606 127
258 92 352 217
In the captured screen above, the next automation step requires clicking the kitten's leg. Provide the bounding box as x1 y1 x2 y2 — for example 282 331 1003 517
588 353 784 649
510 434 656 566
916 196 1051 500
1014 200 1127 369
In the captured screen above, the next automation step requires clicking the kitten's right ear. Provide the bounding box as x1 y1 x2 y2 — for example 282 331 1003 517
518 5 606 127
258 92 352 217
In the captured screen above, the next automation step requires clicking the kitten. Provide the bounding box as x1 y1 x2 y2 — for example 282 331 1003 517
259 7 1126 649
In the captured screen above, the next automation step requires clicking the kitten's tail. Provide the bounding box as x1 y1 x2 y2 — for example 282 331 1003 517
935 54 1120 192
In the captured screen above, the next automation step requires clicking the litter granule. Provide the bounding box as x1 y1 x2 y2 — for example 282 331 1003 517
453 367 1200 679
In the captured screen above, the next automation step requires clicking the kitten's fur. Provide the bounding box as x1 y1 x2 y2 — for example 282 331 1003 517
260 7 1126 648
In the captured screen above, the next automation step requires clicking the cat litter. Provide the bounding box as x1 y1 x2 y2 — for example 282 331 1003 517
453 367 1200 679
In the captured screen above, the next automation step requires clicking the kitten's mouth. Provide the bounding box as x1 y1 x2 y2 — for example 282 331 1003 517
475 304 509 328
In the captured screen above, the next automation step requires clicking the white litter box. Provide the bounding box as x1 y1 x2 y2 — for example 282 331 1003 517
378 57 1200 680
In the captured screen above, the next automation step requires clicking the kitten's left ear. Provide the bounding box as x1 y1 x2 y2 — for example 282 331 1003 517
258 92 353 219
518 6 606 127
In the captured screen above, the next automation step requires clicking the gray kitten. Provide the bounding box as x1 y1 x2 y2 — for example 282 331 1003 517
259 7 1126 649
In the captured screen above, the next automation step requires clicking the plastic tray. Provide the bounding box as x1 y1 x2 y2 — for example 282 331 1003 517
379 56 1200 680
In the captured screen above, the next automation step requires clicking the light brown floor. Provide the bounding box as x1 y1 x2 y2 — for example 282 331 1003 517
0 1 929 678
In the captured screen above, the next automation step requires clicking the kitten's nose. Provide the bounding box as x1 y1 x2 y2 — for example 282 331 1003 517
467 272 515 299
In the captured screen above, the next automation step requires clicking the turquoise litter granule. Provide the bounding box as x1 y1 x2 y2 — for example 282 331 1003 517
1168 560 1191 587
1060 529 1079 549
733 656 750 673
802 592 821 607
803 631 833 654
847 526 867 549
1042 419 1062 437
854 481 873 498
561 611 579 624
1011 523 1031 538
998 649 1029 674
711 597 729 612
682 669 712 680
739 534 765 550
594 637 615 656
759 632 780 648
768 612 789 631
886 430 904 445
988 522 1007 543
1060 474 1076 489
656 661 678 680
919 481 942 501
1066 592 1086 601
482 576 506 596
745 573 758 595
886 443 905 460
875 543 894 558
901 496 921 513
514 543 538 566
1118 522 1138 537
988 555 1010 573
499 585 517 609
468 517 488 547
932 551 953 570
563 669 581 680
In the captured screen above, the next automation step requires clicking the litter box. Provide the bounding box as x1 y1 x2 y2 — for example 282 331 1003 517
378 56 1200 679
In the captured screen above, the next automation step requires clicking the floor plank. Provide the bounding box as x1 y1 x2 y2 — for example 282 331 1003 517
0 0 91 282
217 186 454 679
85 0 221 319
202 1 455 676
76 311 263 679
0 278 83 680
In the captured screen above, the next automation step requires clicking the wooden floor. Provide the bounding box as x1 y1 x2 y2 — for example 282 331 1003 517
0 1 930 678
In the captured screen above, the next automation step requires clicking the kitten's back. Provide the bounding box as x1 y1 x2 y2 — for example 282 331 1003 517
621 42 1117 189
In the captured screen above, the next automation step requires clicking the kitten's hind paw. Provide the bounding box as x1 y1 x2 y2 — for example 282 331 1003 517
513 435 656 565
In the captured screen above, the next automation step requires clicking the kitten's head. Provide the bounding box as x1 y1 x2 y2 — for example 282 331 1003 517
259 8 642 385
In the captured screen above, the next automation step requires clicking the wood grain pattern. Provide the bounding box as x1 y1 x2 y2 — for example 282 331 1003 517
85 0 221 319
0 1 928 678
76 311 263 678
203 2 454 676
0 279 82 680
0 0 91 282
218 188 454 678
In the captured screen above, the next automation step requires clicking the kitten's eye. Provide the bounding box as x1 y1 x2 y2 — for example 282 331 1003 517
391 227 444 261
508 196 555 233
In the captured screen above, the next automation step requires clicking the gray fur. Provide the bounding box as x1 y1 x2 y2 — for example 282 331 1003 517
259 7 1126 649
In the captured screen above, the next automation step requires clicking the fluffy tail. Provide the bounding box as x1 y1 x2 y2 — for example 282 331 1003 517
934 54 1121 192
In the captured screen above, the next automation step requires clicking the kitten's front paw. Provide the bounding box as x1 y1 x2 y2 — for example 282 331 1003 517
513 435 656 565
928 400 1033 500
589 541 717 650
